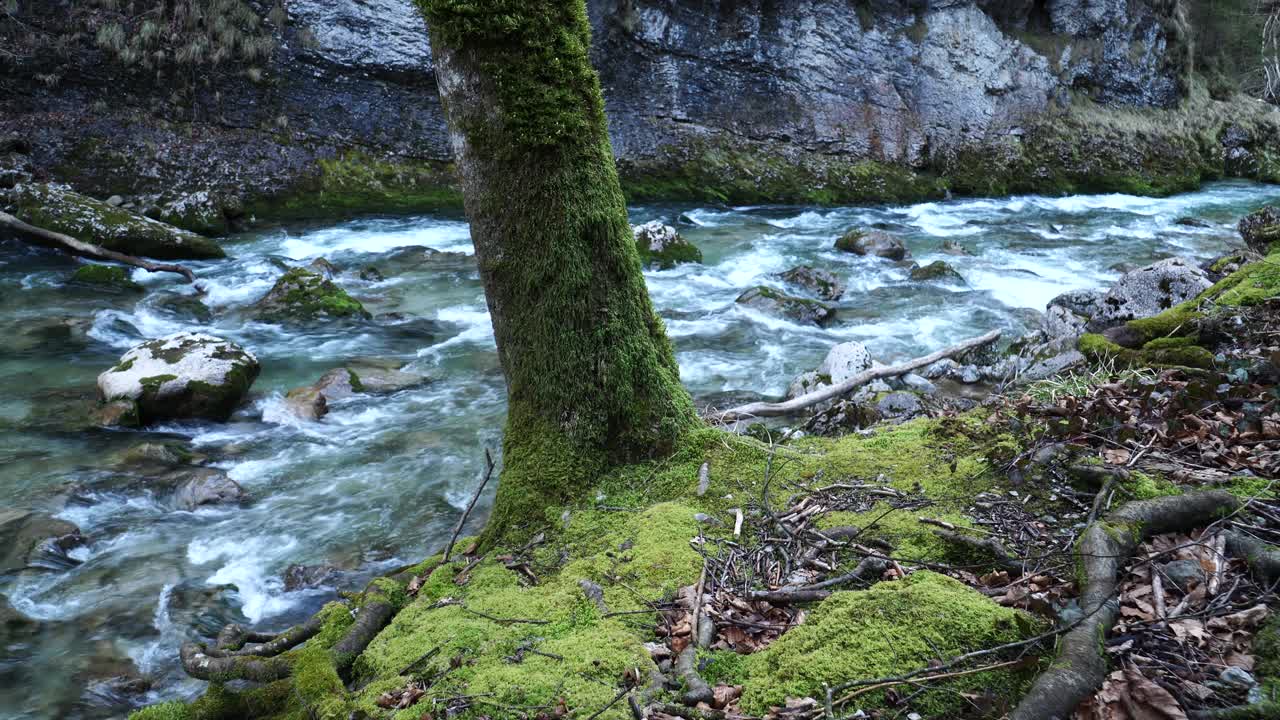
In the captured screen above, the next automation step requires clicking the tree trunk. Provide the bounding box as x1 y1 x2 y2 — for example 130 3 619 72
422 0 698 542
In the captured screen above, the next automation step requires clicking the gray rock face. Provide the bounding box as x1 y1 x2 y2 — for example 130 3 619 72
836 230 909 261
287 0 432 77
1041 305 1090 348
909 261 965 283
875 391 925 420
1049 289 1106 318
1093 257 1212 326
1239 206 1280 254
735 286 835 326
97 333 260 425
0 510 85 574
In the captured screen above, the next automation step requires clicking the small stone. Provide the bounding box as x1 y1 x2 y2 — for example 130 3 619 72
283 564 340 591
778 265 846 301
284 386 328 420
633 221 702 269
909 261 965 284
1160 559 1205 592
1220 666 1257 689
169 467 246 510
959 365 981 384
106 195 125 207
359 266 385 282
835 229 909 261
900 373 937 395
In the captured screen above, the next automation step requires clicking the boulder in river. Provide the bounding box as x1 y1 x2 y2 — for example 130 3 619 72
778 265 846 300
633 221 703 269
283 362 426 420
67 264 144 293
7 183 224 260
252 267 371 323
834 229 909 261
0 509 86 574
168 467 247 510
909 261 965 284
1239 206 1280 254
96 332 260 425
1092 257 1212 327
735 286 835 326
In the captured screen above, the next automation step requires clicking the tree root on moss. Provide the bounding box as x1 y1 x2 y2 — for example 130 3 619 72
749 556 890 605
0 210 197 282
1008 490 1240 720
181 582 396 688
928 527 1022 573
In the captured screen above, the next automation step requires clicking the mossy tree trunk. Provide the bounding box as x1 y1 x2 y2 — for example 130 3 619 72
418 0 698 542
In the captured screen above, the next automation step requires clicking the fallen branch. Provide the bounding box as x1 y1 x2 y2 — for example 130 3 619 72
1225 530 1280 583
750 556 889 605
929 527 1022 573
443 449 496 564
716 330 1001 420
0 210 196 283
1008 491 1240 720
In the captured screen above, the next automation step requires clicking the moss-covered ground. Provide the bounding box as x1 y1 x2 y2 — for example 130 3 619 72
131 415 1047 720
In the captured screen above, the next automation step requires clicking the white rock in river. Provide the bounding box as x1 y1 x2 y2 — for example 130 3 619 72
97 332 260 425
1093 257 1211 327
818 342 873 385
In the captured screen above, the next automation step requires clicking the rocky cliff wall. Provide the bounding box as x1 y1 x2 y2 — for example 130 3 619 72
0 0 1274 231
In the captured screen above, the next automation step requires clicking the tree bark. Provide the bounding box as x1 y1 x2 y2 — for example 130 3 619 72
422 0 697 541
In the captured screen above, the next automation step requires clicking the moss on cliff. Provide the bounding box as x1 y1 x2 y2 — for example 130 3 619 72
244 153 463 222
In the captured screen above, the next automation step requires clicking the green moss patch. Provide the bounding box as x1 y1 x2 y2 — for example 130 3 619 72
741 572 1039 715
252 268 370 323
69 264 144 292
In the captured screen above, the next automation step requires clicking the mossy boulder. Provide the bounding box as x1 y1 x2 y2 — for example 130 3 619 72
909 260 965 283
8 184 224 260
251 268 371 324
741 572 1038 715
96 332 260 425
778 265 846 300
835 229 909 261
632 220 703 269
0 509 86 575
736 285 836 326
68 264 144 293
1239 206 1280 255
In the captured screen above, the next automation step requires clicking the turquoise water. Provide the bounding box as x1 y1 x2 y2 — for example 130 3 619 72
2 181 1278 718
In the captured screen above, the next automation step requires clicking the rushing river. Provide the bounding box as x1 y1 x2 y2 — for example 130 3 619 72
3 181 1279 718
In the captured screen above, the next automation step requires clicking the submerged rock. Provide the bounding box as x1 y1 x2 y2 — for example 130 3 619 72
1093 257 1212 327
0 510 85 574
835 229 909 261
909 261 964 283
7 184 224 260
283 362 425 420
252 267 371 323
168 467 247 510
633 221 703 269
778 265 846 300
1239 206 1280 254
283 563 342 591
736 286 835 326
96 332 260 425
67 264 144 293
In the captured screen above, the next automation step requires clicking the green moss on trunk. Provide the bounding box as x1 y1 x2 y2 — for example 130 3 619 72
419 0 698 544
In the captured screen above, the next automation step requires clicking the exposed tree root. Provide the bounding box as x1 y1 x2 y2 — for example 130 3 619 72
1189 702 1280 720
0 210 197 282
716 330 1001 421
929 527 1022 573
1008 491 1241 720
1225 530 1280 583
750 556 890 605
